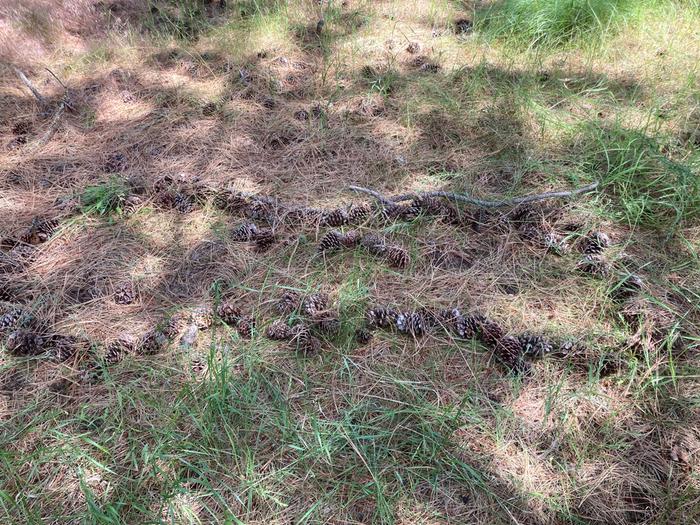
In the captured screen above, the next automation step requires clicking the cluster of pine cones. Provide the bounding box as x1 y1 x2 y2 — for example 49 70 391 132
362 304 586 376
1 215 60 271
318 231 410 269
0 297 257 386
263 291 341 354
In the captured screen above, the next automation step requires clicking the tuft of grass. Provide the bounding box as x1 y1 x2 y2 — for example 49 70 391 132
475 0 663 49
80 178 130 215
581 124 700 230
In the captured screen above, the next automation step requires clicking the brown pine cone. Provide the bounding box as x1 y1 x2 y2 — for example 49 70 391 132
289 324 321 355
104 336 137 365
277 290 301 315
231 222 259 241
494 336 530 375
341 230 362 248
355 328 373 345
6 329 44 356
266 320 291 340
477 318 505 347
385 245 409 269
302 293 329 317
190 306 214 329
237 315 255 339
114 281 136 305
137 329 169 355
395 311 425 337
347 203 372 224
318 230 343 252
217 300 241 326
360 233 386 255
314 314 340 335
321 208 349 227
365 305 397 329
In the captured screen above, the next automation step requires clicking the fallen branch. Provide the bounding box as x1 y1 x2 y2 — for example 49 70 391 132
12 66 47 106
349 181 599 209
32 102 66 149
347 185 395 207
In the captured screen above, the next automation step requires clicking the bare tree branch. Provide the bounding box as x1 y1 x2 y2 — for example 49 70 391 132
12 66 46 106
347 185 395 206
349 182 599 208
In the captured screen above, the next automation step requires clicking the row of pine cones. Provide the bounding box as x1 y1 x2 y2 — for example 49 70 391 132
318 230 410 269
363 304 588 376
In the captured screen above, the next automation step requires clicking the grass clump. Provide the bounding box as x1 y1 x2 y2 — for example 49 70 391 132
80 178 130 215
475 0 661 48
582 124 700 230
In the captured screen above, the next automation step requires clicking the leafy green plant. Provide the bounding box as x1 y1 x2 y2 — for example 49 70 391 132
81 178 129 215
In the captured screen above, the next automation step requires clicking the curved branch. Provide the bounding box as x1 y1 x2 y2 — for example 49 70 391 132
347 185 395 207
349 182 599 208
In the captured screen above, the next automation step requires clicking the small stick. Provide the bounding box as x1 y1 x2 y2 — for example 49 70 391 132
347 185 394 207
32 102 66 149
349 182 599 208
12 66 46 106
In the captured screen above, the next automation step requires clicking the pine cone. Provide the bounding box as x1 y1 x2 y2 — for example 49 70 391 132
302 293 329 317
122 195 143 215
277 290 301 315
554 339 587 358
162 312 188 338
0 307 23 333
355 328 373 345
611 274 644 302
383 203 419 222
231 222 259 241
266 320 291 340
437 308 462 332
138 329 169 355
321 208 349 227
289 324 321 355
360 233 386 255
217 300 241 326
254 229 276 252
455 313 483 339
174 193 195 214
406 41 421 54
45 334 82 362
114 281 136 305
20 217 60 244
314 314 340 335
494 336 529 375
518 333 553 357
318 230 343 252
6 329 44 356
214 190 248 213
237 315 255 339
577 255 611 277
477 318 505 347
385 245 409 269
105 336 136 365
339 230 359 248
580 231 611 255
347 203 372 224
413 196 445 216
395 311 426 337
365 305 396 329
190 306 214 329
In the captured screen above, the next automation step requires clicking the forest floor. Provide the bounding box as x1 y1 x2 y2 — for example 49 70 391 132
1 1 699 524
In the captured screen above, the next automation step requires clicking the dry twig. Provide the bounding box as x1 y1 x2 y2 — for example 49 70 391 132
349 182 599 208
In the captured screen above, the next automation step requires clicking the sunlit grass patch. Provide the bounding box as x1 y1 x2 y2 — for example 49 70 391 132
475 0 667 49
